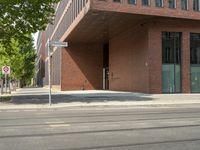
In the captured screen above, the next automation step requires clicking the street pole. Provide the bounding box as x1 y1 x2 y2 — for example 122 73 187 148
5 74 7 94
0 79 3 95
47 40 68 106
8 75 11 94
48 39 52 106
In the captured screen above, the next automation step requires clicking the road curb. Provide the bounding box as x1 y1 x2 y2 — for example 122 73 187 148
1 102 200 111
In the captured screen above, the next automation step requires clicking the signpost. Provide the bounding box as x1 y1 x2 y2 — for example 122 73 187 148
48 40 68 106
2 65 11 94
2 65 10 75
0 78 3 95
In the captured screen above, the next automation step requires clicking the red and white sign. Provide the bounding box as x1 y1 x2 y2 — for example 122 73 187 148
2 65 10 75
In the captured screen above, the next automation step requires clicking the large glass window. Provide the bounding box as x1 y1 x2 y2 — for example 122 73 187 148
155 0 163 7
113 0 121 2
162 32 182 93
142 0 150 6
168 0 176 9
193 0 200 11
181 0 188 10
190 33 200 92
128 0 136 4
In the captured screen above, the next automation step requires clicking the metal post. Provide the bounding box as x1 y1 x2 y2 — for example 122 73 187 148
5 74 7 94
13 81 16 91
47 40 68 106
8 75 11 94
48 39 52 106
0 79 3 95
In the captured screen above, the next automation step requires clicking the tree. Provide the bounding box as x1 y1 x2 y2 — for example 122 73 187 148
0 0 60 45
0 0 60 86
0 36 36 87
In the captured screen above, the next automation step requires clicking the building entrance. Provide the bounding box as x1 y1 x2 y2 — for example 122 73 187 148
103 43 109 90
162 32 182 93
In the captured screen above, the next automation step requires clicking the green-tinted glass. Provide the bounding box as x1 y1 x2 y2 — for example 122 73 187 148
162 32 182 93
162 64 175 93
191 66 200 92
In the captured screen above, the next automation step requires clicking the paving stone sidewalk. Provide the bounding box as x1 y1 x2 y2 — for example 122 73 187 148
0 88 200 110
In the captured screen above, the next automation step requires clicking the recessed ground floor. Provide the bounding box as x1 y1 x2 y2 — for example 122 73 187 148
44 12 200 94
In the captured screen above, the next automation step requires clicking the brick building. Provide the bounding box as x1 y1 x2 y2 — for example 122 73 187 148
36 0 200 94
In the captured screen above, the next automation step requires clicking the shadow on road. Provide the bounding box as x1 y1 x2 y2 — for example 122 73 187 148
10 93 154 105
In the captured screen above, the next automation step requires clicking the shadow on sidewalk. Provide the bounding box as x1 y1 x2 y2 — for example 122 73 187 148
10 93 154 105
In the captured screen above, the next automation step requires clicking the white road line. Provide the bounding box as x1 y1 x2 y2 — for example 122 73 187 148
49 124 71 128
6 110 20 112
46 121 65 124
45 121 71 128
23 110 37 112
36 113 49 115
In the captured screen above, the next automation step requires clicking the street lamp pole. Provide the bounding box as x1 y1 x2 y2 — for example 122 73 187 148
47 40 68 106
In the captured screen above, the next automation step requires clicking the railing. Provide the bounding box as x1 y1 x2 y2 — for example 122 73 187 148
44 0 89 45
42 0 200 47
42 0 90 85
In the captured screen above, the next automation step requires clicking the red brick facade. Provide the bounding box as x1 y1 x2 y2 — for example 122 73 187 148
61 43 103 90
147 19 200 93
109 25 149 93
109 19 200 94
37 0 200 93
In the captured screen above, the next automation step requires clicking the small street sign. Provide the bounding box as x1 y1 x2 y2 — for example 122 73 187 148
50 41 68 47
2 65 10 75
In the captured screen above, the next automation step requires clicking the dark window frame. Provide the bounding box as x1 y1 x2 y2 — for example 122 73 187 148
168 0 176 9
181 0 188 10
193 0 200 11
142 0 150 6
155 0 163 7
128 0 136 5
190 33 200 64
113 0 121 3
162 32 182 93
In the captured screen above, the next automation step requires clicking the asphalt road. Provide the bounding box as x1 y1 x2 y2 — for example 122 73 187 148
0 106 200 150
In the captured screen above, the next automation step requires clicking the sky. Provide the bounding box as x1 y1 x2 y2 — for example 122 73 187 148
32 32 39 48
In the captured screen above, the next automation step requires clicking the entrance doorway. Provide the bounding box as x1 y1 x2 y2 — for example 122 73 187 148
162 32 182 93
103 43 109 90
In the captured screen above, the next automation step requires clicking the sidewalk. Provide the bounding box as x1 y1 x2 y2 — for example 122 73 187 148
0 88 200 110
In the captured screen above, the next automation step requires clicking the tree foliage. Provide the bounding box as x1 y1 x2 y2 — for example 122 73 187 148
0 0 60 85
0 0 60 45
0 36 36 86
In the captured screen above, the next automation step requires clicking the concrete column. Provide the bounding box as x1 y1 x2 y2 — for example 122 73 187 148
182 31 191 93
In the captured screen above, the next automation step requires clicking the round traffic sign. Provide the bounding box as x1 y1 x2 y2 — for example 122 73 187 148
2 65 10 74
3 66 9 73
